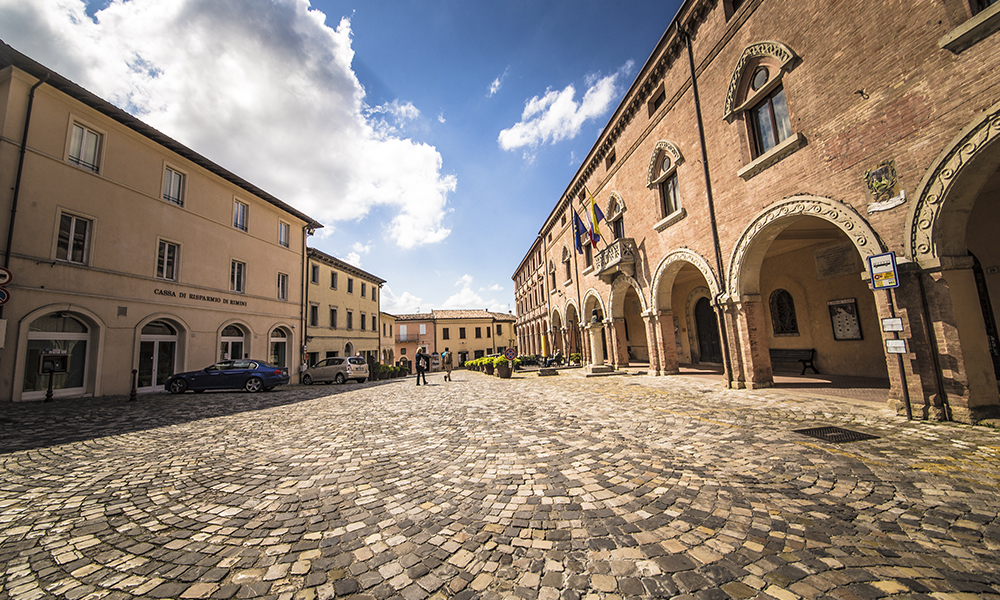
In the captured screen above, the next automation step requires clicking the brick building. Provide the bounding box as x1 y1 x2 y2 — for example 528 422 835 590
512 0 1000 423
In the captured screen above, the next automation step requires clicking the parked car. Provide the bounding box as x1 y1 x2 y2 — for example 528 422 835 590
301 356 369 385
165 359 289 394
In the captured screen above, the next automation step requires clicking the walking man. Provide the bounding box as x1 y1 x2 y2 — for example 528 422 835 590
415 347 429 386
442 347 453 381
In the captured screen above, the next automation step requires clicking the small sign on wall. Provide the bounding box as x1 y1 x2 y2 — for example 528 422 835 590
828 298 862 340
886 339 907 354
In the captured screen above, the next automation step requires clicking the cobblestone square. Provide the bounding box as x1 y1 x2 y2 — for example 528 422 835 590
3 371 1000 599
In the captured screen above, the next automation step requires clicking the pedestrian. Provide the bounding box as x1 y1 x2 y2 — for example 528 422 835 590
415 347 429 385
442 347 453 381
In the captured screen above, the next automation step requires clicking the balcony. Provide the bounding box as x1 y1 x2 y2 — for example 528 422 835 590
594 238 638 283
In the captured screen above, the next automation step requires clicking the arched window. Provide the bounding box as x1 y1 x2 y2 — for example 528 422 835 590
606 194 626 240
139 320 178 391
221 325 245 360
562 246 572 282
646 141 686 229
549 260 556 290
769 289 799 335
270 328 288 367
25 313 89 396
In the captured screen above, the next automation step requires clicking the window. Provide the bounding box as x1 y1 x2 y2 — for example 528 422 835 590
459 327 466 339
372 288 377 303
68 123 101 172
562 247 572 282
347 278 354 293
649 88 665 115
360 313 366 330
330 308 338 328
277 272 289 301
419 324 426 335
496 324 502 336
371 315 377 330
605 148 616 169
749 77 792 157
309 304 319 327
584 243 592 268
163 167 184 206
278 222 290 248
660 173 680 217
361 283 367 297
769 289 799 335
56 213 91 265
234 200 249 231
347 311 354 329
231 260 246 293
443 327 450 340
486 327 491 338
475 327 482 339
310 264 320 284
157 240 179 280
331 272 338 289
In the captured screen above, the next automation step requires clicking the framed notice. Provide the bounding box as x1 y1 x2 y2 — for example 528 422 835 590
828 298 862 340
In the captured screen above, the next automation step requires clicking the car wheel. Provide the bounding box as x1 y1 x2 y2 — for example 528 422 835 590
356 378 366 384
335 373 346 385
302 374 313 385
244 377 264 393
168 379 187 394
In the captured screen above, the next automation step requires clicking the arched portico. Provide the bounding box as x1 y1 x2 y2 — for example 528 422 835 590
581 290 608 365
726 195 889 391
608 275 648 368
904 104 1000 422
650 250 722 376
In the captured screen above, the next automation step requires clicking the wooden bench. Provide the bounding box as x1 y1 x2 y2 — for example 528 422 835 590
769 348 819 375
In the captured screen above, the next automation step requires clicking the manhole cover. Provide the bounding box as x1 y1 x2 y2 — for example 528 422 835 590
794 426 879 443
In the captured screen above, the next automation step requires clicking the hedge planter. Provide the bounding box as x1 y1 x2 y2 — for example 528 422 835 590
485 364 495 375
496 363 512 378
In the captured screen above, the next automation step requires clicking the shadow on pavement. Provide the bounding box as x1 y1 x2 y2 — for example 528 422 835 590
0 378 409 454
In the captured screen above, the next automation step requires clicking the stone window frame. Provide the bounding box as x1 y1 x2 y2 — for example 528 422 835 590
724 41 806 181
646 141 687 232
769 289 799 336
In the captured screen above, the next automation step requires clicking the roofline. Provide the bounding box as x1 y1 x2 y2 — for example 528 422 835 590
307 247 386 284
0 40 324 230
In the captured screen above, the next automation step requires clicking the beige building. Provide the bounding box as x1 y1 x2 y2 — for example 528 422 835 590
0 43 322 401
395 310 516 368
304 248 384 366
379 312 397 365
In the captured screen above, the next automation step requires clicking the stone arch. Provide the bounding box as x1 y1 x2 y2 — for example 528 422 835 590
606 191 626 219
13 304 108 402
651 249 721 311
218 319 254 361
608 274 648 317
133 313 191 382
581 288 607 322
907 100 1000 267
727 195 884 299
646 140 685 188
723 41 798 119
563 298 581 322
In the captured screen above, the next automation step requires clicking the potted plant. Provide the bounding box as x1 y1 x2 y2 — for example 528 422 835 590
495 356 512 378
569 353 582 366
484 358 495 375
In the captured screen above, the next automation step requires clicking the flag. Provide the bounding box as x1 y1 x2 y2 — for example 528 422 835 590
572 210 586 254
588 188 605 248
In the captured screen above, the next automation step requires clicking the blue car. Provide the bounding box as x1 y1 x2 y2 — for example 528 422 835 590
165 359 289 394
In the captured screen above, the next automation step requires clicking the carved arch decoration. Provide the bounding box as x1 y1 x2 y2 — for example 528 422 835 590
650 249 721 312
727 195 884 299
606 191 626 220
723 41 797 119
907 101 1000 267
608 274 649 318
646 140 684 188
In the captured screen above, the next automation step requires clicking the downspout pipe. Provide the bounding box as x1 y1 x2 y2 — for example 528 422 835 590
5 74 48 269
680 24 734 387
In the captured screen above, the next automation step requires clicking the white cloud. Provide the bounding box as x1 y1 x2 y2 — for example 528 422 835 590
0 0 455 249
497 61 634 154
437 111 446 124
488 283 503 292
442 275 507 312
488 67 509 97
380 285 422 314
352 241 372 254
456 274 474 287
344 252 362 267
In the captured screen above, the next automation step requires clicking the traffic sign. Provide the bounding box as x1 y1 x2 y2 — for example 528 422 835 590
868 252 899 290
504 348 516 361
0 267 10 286
0 288 9 306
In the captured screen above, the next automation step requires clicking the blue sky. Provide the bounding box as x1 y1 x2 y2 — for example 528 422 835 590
0 0 681 314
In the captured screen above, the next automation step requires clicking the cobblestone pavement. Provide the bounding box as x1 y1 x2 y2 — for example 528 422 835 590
3 370 1000 600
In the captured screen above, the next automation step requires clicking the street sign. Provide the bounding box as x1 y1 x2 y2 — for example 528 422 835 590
504 348 516 361
868 252 899 290
0 288 9 306
0 267 10 286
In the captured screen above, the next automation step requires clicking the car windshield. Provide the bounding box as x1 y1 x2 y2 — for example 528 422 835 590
348 358 366 365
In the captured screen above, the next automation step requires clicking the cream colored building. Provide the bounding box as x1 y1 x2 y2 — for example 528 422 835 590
394 310 516 368
304 248 384 366
379 312 397 365
0 43 322 401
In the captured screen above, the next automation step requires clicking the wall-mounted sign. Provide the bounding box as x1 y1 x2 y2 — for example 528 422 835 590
881 317 904 332
0 267 11 286
868 252 900 290
154 288 248 307
828 298 862 340
885 339 907 354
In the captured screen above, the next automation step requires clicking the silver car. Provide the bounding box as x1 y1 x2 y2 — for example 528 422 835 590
302 357 369 385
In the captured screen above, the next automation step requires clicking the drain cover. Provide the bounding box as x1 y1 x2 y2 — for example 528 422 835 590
794 426 879 443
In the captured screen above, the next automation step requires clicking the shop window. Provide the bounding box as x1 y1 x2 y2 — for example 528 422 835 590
270 329 288 367
56 213 92 265
68 123 102 173
163 167 185 206
24 313 89 397
769 289 799 335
